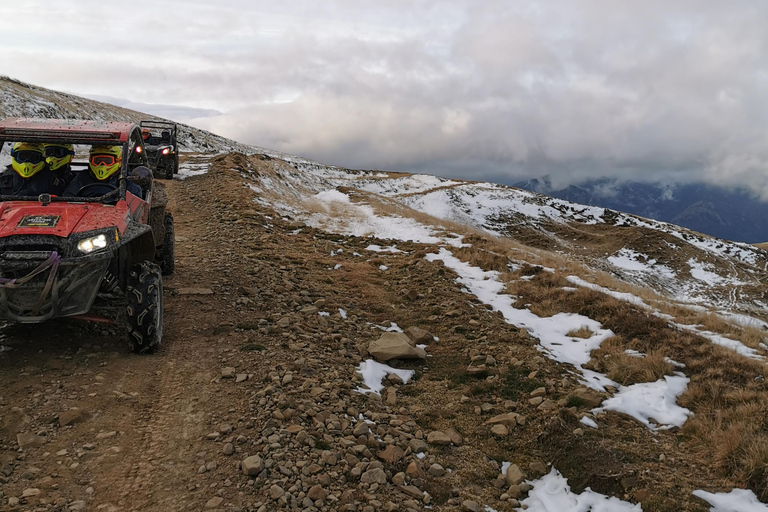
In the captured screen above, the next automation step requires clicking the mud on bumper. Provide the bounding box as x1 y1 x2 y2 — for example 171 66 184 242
0 252 111 323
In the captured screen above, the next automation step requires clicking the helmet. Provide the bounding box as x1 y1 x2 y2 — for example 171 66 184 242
141 128 150 140
89 145 122 180
43 143 74 171
10 142 45 178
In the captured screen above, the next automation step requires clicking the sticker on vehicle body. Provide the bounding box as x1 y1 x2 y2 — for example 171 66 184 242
18 215 60 228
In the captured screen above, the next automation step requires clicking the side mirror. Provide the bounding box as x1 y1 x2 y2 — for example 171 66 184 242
129 166 153 188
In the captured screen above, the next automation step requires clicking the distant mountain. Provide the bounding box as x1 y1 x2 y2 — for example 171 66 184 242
514 177 768 243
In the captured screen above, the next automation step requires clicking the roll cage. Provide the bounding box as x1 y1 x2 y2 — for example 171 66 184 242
0 118 150 203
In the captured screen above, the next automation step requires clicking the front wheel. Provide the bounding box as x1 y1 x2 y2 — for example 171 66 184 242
126 262 163 354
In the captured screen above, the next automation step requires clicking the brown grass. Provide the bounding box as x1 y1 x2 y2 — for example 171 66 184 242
588 338 675 385
567 326 595 339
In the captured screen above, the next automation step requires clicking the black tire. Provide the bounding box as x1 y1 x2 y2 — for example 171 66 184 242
164 160 173 180
126 262 163 354
161 212 175 275
173 156 179 174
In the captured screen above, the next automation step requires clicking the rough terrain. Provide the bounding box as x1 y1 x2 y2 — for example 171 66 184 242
0 160 762 512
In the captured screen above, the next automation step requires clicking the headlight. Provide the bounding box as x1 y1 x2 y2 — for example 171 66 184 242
77 234 108 254
162 148 170 155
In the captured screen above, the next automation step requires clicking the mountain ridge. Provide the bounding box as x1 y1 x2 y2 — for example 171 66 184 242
514 176 768 243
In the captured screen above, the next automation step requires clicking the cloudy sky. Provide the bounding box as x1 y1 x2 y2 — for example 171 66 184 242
3 1 768 189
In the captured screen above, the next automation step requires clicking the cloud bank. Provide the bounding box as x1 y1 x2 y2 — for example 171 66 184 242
3 1 768 191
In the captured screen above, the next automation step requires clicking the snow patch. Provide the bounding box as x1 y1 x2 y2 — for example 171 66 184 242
355 360 414 395
593 374 692 431
518 468 642 511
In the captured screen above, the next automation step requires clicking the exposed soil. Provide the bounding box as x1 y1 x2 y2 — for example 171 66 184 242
0 162 749 512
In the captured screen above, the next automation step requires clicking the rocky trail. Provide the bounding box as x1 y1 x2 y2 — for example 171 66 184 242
0 162 741 512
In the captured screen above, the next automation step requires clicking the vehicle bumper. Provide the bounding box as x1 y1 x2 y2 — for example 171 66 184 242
0 252 112 323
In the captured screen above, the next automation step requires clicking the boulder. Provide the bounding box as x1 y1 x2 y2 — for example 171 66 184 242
241 455 264 476
368 332 426 362
404 326 433 345
58 408 88 427
505 464 527 486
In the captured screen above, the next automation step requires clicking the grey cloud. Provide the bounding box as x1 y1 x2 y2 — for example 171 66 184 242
4 0 768 193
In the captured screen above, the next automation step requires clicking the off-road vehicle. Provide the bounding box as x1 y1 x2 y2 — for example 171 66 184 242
140 120 179 180
0 118 174 353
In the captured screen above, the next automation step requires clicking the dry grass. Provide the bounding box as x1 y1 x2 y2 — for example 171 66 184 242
567 326 594 339
588 337 675 385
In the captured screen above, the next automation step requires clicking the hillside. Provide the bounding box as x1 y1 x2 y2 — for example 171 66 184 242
515 176 768 244
1 78 768 512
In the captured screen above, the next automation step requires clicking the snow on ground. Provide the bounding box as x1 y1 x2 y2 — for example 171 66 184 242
566 275 763 361
517 469 642 512
355 360 414 395
608 249 675 278
674 322 763 360
365 244 403 253
692 488 768 512
176 159 210 180
306 189 467 247
687 258 732 285
593 374 693 431
426 248 616 391
566 275 649 308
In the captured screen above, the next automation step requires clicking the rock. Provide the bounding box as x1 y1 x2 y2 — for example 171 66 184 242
530 387 547 398
308 484 327 501
361 467 387 484
236 374 248 383
378 445 405 464
223 443 234 455
58 408 88 427
445 428 463 446
17 433 45 449
571 388 603 408
353 422 370 436
528 397 544 406
505 464 526 486
368 332 426 361
427 430 452 445
573 428 584 436
404 326 433 345
491 424 508 436
485 413 518 427
428 464 445 476
408 438 428 454
462 500 482 512
241 455 264 476
399 485 424 499
22 488 40 497
269 484 285 500
205 497 224 508
529 460 547 475
221 367 236 379
0 407 30 436
406 461 426 479
301 306 319 315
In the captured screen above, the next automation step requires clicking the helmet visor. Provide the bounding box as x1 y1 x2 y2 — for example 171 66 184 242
44 146 74 159
13 149 45 164
90 154 118 166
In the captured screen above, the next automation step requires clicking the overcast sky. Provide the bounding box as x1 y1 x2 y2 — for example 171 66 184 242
3 1 768 190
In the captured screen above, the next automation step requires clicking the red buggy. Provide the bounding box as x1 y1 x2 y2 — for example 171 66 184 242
0 118 174 353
